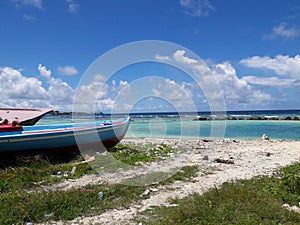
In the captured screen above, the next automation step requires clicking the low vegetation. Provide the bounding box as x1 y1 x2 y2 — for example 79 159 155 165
112 143 175 165
0 155 93 193
2 142 300 224
0 143 196 225
137 163 300 224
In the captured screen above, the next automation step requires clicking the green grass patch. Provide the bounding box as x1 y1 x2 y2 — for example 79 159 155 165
90 143 176 173
111 143 175 165
136 163 300 225
0 163 199 225
0 183 148 225
0 156 94 193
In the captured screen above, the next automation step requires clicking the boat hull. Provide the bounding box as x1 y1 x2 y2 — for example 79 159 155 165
0 107 53 125
0 118 130 153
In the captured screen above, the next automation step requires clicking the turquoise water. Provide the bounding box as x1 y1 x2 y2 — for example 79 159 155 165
125 118 300 140
38 110 300 140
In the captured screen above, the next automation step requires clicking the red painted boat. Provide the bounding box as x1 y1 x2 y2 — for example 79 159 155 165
0 107 53 126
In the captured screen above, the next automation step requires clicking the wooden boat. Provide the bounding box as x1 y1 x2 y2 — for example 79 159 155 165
0 117 130 153
0 107 53 126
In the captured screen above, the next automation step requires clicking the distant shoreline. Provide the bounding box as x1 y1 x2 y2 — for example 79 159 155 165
50 108 300 116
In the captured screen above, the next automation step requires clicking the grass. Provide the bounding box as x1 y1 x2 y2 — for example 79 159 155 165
3 141 300 225
0 142 176 192
111 143 175 165
0 154 94 193
90 143 176 173
0 167 199 224
0 183 148 224
136 163 300 225
0 144 198 225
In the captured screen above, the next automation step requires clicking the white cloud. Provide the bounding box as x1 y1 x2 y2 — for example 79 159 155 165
240 55 300 77
173 50 198 64
179 0 215 16
149 78 194 104
66 0 79 13
57 65 79 76
23 14 36 20
152 88 160 97
0 67 48 107
264 22 300 40
211 62 272 107
38 64 51 78
73 74 114 112
155 54 170 61
156 50 274 109
0 66 80 111
13 0 43 9
0 65 130 112
47 77 74 104
242 76 294 87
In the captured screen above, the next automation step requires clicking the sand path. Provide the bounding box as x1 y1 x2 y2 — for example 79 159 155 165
40 138 300 225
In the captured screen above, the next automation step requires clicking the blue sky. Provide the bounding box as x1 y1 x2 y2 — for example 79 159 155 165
0 0 300 112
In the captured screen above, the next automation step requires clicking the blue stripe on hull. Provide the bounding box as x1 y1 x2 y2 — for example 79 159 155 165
0 118 129 153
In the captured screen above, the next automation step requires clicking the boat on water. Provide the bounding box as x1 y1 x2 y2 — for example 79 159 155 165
0 107 53 126
0 117 130 153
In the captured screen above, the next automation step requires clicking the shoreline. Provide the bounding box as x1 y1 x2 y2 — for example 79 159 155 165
124 135 300 141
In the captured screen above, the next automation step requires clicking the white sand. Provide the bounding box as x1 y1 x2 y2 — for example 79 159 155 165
40 138 300 225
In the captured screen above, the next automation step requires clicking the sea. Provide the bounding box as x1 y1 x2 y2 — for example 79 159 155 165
37 109 300 140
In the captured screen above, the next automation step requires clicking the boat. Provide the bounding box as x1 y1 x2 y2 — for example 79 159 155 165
0 117 130 153
0 107 53 126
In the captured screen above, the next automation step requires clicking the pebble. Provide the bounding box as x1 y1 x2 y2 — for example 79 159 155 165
71 166 77 175
149 187 159 192
98 191 103 200
282 203 300 213
44 213 53 218
202 155 209 160
140 189 150 197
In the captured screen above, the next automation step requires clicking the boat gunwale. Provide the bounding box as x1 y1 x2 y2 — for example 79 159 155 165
0 117 130 140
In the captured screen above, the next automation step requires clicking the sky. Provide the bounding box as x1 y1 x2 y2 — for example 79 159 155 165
0 0 300 113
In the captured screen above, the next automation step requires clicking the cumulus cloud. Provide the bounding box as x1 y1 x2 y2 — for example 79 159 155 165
173 50 198 64
242 76 294 87
240 55 300 77
111 76 196 113
38 64 51 78
179 0 215 17
73 74 114 112
66 0 79 13
13 0 43 9
210 62 272 107
264 22 300 40
0 65 125 112
57 65 79 76
0 67 48 108
47 77 74 104
0 66 79 111
23 14 36 20
155 54 171 61
156 50 274 109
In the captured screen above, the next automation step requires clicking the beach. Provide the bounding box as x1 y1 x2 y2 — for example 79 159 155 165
39 137 300 225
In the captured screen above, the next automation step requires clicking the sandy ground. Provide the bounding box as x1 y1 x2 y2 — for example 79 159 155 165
40 138 300 225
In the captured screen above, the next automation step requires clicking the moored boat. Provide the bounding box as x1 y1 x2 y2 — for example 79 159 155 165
0 107 53 126
0 117 130 153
